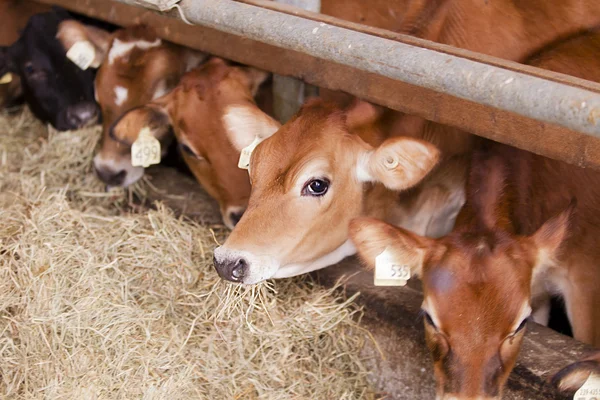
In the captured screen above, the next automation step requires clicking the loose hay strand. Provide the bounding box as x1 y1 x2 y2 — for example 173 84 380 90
0 109 373 399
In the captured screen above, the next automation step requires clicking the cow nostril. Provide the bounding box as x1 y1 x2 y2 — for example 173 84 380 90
66 102 99 128
231 258 247 280
229 210 245 226
94 165 127 186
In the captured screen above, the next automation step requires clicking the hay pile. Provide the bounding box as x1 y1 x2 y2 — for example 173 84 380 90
0 109 374 399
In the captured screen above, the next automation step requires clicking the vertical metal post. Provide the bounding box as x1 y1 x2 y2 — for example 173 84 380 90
271 0 320 123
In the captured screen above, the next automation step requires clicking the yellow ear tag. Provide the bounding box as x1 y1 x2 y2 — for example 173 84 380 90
374 247 411 286
574 373 600 400
238 136 262 171
66 41 96 70
0 73 13 84
131 127 161 168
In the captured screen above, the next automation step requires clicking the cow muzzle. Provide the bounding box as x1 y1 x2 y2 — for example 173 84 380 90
212 246 279 285
93 154 144 189
63 101 99 130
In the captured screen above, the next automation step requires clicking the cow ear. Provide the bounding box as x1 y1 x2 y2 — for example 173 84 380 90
530 200 575 270
57 20 111 68
222 103 281 152
240 67 270 97
0 46 16 75
349 217 433 277
110 104 172 147
345 99 385 130
356 136 440 190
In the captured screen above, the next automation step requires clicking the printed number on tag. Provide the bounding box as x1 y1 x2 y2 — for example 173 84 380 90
575 373 600 400
66 41 96 70
238 136 263 171
131 128 161 168
374 248 411 286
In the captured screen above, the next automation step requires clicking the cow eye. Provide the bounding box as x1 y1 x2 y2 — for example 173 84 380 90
422 310 437 330
180 143 201 159
302 178 330 197
23 62 35 75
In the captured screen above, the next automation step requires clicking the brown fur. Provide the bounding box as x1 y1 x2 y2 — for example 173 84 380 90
94 25 203 165
350 30 600 399
222 98 462 270
0 0 51 109
57 22 206 182
111 58 272 227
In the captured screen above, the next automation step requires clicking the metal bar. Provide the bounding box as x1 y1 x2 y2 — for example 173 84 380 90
271 0 320 123
234 0 600 95
32 0 600 169
117 0 600 138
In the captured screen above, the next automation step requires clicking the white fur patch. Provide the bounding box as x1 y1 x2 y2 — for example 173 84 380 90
223 105 281 152
273 240 357 279
355 151 373 182
93 153 144 188
114 86 128 107
184 51 208 72
223 205 246 230
152 80 169 100
510 302 532 333
108 38 162 64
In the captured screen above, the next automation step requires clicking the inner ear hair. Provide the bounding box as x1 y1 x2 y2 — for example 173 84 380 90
241 67 270 97
345 99 385 130
110 105 170 146
349 217 429 272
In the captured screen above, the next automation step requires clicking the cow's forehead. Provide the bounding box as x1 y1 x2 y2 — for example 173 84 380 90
260 102 347 157
251 109 346 182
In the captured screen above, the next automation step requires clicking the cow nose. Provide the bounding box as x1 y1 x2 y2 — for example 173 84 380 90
213 255 247 283
66 102 99 129
229 210 245 226
94 165 126 187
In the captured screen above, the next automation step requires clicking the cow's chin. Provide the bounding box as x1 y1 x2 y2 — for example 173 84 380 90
120 167 145 188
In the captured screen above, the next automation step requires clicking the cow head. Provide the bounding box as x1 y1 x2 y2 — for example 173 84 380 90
348 200 574 398
0 10 99 130
213 99 440 283
57 21 207 188
111 58 273 227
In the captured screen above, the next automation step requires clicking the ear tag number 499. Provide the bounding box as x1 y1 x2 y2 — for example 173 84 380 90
131 128 161 168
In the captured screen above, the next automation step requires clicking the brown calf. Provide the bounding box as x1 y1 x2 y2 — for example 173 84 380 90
349 30 600 399
110 57 274 229
212 98 467 283
212 1 600 284
57 22 207 188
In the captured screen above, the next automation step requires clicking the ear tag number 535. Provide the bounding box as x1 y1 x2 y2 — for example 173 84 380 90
131 128 161 168
375 248 411 286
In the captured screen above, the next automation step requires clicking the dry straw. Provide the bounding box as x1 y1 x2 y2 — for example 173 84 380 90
0 109 374 399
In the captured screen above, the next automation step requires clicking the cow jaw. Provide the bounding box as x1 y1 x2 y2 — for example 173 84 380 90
213 239 356 284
